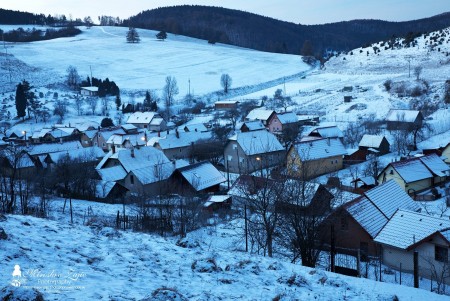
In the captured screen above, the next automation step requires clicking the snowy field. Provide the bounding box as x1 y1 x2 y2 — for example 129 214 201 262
0 25 310 97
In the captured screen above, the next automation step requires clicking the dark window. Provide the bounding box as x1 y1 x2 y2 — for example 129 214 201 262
130 175 134 185
435 245 448 263
360 242 369 262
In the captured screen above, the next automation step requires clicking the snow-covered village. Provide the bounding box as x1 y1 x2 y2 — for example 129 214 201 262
1 2 450 300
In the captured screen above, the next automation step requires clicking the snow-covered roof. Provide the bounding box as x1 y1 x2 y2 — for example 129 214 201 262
347 196 388 238
81 86 99 92
419 154 450 177
126 112 158 125
390 158 433 183
309 126 343 138
157 131 212 150
95 180 117 198
375 210 450 250
204 195 231 207
229 130 284 156
215 100 239 105
181 123 208 132
131 161 174 185
96 146 173 176
27 141 82 156
121 124 137 132
277 112 298 124
359 135 387 148
345 180 420 238
47 146 104 163
107 133 146 147
150 117 164 126
98 127 126 141
364 180 420 219
246 108 274 122
385 109 421 123
97 165 127 182
292 138 347 161
238 120 265 131
83 129 98 139
178 162 226 191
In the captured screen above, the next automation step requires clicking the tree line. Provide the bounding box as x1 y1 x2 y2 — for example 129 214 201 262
126 5 450 55
1 25 81 42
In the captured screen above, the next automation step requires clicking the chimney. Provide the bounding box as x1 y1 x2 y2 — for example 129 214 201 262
59 137 63 144
175 129 179 139
131 147 135 158
158 131 160 137
112 144 115 154
327 137 330 146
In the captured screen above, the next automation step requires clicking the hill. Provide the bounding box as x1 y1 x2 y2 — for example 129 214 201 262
127 5 450 55
1 209 448 300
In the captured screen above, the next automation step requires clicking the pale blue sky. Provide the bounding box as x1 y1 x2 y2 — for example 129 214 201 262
1 0 449 25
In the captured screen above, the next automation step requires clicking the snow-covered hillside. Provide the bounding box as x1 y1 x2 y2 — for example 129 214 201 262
0 25 310 96
1 211 447 301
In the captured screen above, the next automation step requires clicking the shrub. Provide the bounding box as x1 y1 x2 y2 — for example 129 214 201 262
100 117 114 128
383 80 392 91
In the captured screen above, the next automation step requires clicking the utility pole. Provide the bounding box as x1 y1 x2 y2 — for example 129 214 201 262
89 65 93 86
188 78 191 96
405 55 412 78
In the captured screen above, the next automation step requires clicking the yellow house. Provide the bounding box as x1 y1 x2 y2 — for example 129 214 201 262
287 137 347 179
377 154 449 194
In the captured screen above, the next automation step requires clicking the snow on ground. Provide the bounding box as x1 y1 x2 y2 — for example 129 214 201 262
0 25 310 96
1 212 448 301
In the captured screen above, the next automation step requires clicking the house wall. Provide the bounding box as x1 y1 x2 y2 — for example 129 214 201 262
162 146 192 160
224 142 285 174
326 212 379 256
123 173 168 196
80 134 93 147
378 167 431 193
287 149 343 179
93 133 109 151
442 146 450 164
382 237 450 284
268 116 282 133
148 120 167 132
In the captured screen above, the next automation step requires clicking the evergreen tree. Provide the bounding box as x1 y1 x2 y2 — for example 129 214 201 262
15 83 27 119
115 94 122 110
143 91 151 110
126 27 140 43
156 30 167 41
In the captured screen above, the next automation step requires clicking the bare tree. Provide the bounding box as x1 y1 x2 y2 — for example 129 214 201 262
414 66 423 80
344 121 365 148
66 65 80 89
267 89 294 112
220 74 232 94
53 99 68 123
86 97 97 115
162 76 179 119
74 95 84 115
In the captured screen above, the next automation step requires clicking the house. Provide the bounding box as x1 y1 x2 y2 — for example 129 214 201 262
106 125 146 151
308 125 344 142
377 154 449 194
386 109 424 131
126 112 167 132
297 115 319 126
442 143 450 164
245 108 276 126
215 100 239 110
80 129 98 147
180 123 208 133
43 146 105 170
92 126 126 151
27 140 83 168
287 137 347 179
0 147 36 178
94 181 128 203
358 135 390 155
224 130 285 174
203 195 232 213
152 130 213 160
80 86 98 96
374 210 450 284
96 146 174 196
324 180 421 256
267 111 299 134
170 161 226 195
238 120 265 132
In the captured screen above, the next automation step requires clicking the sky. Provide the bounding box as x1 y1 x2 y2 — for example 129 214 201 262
1 0 449 25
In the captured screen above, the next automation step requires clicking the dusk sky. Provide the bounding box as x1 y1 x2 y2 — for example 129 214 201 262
1 0 449 25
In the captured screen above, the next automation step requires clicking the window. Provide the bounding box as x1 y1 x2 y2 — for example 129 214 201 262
435 245 448 263
233 144 237 150
340 217 348 230
130 175 134 185
227 155 232 161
